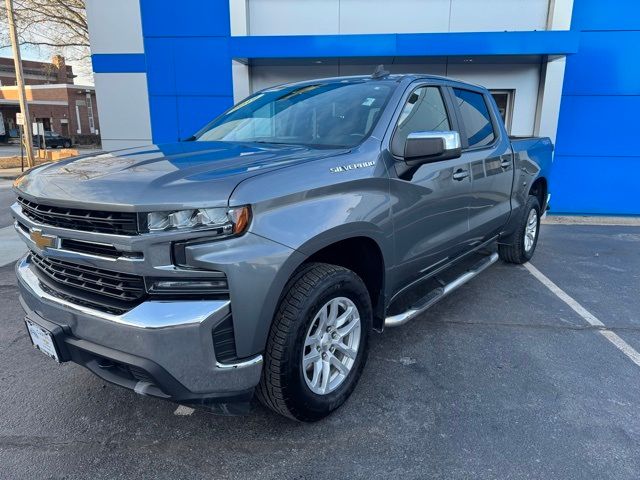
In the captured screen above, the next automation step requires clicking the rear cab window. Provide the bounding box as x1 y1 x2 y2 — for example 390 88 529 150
452 88 496 149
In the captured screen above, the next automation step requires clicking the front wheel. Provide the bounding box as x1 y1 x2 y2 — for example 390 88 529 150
256 263 372 422
499 195 541 264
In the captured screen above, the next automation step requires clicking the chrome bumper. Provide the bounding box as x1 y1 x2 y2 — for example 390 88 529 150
16 255 262 398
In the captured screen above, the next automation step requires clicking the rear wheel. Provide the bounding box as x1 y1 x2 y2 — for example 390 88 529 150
256 263 371 421
63 141 71 148
499 195 541 264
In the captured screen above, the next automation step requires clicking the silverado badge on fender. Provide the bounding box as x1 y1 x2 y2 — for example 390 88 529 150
330 161 375 173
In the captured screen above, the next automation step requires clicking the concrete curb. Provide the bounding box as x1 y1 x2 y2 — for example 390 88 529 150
543 215 640 226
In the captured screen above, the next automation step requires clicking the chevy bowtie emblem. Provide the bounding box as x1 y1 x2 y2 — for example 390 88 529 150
29 228 58 250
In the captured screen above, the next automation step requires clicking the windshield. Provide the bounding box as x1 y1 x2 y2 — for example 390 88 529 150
194 80 396 148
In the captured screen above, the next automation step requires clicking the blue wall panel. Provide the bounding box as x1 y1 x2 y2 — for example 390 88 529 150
172 38 232 96
562 32 640 96
551 156 639 215
230 31 578 59
148 96 179 143
572 0 640 31
139 0 232 144
144 38 176 96
140 0 230 37
555 96 640 157
177 96 234 139
91 54 146 73
552 0 640 214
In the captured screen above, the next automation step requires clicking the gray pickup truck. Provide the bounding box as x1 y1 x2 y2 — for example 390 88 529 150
12 72 552 421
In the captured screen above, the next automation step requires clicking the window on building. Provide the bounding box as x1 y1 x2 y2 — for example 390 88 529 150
490 90 514 134
391 86 450 156
86 93 96 134
453 88 495 148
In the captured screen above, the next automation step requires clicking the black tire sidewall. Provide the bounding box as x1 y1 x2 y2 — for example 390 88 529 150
283 269 371 420
521 197 541 261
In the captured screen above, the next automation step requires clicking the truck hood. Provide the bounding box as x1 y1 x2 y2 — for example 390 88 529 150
14 141 347 210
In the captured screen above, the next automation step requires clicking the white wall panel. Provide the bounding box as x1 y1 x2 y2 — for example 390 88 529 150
548 0 574 30
233 61 251 103
250 63 447 92
94 73 152 150
535 57 566 142
449 0 549 32
338 63 447 76
248 0 339 35
250 64 340 91
85 0 144 53
339 0 450 34
230 0 249 36
246 0 551 35
447 63 541 136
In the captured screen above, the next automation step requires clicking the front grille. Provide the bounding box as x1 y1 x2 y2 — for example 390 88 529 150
18 196 139 235
30 252 146 314
60 238 122 259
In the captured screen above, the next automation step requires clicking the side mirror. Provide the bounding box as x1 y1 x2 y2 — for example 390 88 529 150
403 131 462 166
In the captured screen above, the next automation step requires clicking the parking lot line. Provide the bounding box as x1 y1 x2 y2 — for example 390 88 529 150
524 262 640 368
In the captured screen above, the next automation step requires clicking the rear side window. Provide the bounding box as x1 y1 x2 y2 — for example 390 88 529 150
452 88 495 148
391 86 450 156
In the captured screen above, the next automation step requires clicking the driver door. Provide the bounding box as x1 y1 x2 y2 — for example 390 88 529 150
387 84 473 288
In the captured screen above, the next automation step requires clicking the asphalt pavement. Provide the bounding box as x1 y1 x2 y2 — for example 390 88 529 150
1 192 639 478
0 179 17 227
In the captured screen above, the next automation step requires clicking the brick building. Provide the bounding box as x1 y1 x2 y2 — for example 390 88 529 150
0 56 100 144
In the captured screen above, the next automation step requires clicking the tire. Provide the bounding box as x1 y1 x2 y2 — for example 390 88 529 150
63 142 71 148
257 262 372 422
499 195 541 264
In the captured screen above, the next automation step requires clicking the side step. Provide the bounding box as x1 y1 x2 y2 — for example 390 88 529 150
385 252 499 328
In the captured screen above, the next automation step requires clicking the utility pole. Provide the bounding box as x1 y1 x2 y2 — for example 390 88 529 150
5 0 34 167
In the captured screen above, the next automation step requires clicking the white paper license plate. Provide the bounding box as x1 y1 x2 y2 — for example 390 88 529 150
25 319 60 362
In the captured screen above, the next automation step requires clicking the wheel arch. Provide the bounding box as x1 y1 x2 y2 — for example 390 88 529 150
278 228 389 336
302 235 387 330
529 176 548 212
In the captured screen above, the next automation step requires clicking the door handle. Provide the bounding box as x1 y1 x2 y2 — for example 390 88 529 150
500 158 512 169
452 169 469 181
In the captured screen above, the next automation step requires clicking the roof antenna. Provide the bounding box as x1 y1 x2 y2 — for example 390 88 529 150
371 64 390 79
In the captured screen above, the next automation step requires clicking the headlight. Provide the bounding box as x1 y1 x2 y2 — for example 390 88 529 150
146 206 251 235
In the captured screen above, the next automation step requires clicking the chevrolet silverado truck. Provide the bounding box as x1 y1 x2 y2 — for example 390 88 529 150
12 72 552 421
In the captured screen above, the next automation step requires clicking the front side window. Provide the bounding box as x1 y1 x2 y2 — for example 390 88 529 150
391 86 450 156
195 81 396 148
453 88 495 148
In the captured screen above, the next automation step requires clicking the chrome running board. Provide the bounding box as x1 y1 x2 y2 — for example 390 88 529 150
385 252 499 328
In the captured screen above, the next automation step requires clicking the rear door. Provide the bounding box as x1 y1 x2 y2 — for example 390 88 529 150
386 82 473 288
450 87 514 244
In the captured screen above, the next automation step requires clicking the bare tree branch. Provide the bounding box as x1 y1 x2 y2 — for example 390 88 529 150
1 0 91 81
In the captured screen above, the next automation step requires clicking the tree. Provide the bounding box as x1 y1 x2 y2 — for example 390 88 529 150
1 0 91 80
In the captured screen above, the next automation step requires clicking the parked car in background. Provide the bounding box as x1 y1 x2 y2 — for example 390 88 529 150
12 71 553 422
33 131 72 149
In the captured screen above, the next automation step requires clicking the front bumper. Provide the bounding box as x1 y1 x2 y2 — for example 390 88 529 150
16 255 263 408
